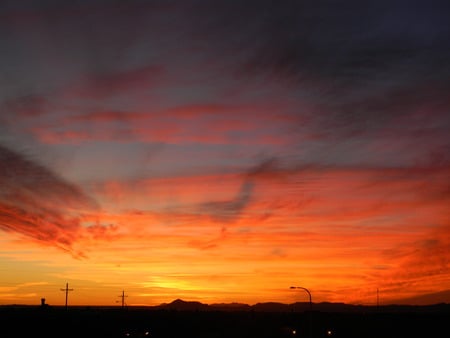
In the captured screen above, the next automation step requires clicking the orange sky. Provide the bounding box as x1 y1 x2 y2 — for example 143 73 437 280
1 0 449 307
1 165 448 306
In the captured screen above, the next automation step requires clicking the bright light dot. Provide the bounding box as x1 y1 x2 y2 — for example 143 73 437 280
327 330 333 336
292 329 296 335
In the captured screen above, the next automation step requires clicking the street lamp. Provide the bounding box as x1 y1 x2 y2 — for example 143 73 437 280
290 286 312 311
290 286 313 338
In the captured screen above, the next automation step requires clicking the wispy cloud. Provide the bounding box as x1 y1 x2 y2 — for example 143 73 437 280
200 181 254 223
0 144 102 258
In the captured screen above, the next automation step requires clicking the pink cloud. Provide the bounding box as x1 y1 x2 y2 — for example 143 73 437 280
28 101 298 145
63 65 166 100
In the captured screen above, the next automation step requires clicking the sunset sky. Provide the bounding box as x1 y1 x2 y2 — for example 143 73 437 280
1 0 449 307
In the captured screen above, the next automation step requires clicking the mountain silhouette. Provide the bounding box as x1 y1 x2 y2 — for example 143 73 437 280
153 299 450 313
159 299 210 311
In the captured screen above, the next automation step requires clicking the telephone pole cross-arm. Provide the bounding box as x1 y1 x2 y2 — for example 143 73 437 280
60 283 74 310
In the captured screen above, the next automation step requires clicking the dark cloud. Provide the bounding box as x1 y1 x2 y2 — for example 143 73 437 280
67 64 165 100
246 157 280 178
199 156 308 223
233 0 450 83
200 157 289 223
0 144 99 257
200 181 253 223
176 0 450 168
207 0 450 150
1 94 48 118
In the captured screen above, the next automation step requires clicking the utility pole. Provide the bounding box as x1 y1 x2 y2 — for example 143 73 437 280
118 290 128 309
60 282 73 310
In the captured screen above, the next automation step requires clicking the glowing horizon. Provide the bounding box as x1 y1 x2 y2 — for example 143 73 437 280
1 0 449 307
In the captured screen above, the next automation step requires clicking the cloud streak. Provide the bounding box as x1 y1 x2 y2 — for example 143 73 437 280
0 144 101 258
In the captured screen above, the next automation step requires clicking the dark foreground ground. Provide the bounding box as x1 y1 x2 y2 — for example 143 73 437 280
1 306 448 338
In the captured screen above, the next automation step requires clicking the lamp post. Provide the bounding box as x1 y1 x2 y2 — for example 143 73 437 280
290 286 313 338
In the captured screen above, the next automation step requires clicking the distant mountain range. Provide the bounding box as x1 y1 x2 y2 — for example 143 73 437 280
3 296 449 313
151 298 450 313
